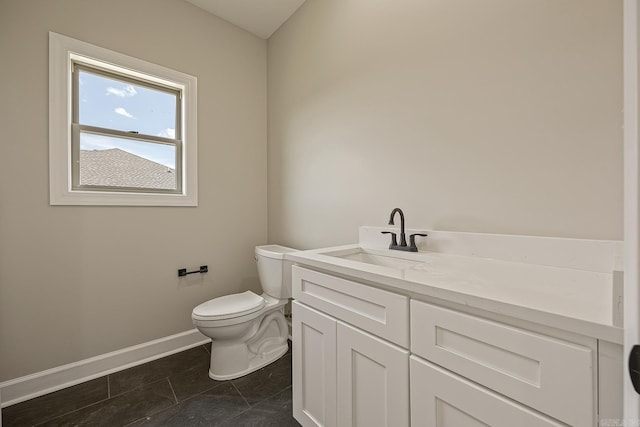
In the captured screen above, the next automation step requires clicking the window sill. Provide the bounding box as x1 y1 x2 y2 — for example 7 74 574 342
50 189 197 207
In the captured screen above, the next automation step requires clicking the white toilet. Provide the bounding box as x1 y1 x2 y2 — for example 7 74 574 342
192 244 297 380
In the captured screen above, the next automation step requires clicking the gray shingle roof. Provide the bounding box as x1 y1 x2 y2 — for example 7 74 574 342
79 148 176 190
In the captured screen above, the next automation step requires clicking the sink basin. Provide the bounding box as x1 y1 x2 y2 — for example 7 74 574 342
320 247 424 269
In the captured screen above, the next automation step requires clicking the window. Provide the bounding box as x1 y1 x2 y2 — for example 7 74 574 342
73 65 181 193
49 32 198 206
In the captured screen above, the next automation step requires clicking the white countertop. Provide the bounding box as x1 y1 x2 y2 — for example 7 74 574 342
287 242 623 344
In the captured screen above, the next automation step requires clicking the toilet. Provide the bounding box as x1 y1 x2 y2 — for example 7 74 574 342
192 244 297 380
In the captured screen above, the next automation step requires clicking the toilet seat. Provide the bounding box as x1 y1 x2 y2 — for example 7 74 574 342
192 291 265 321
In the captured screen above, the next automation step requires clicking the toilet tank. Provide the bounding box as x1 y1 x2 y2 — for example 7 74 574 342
255 245 297 299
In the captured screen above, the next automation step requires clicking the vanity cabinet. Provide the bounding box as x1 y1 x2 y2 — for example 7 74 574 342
292 266 410 427
291 264 619 427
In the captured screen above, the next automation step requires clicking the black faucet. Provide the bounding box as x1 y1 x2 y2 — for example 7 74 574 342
382 208 427 252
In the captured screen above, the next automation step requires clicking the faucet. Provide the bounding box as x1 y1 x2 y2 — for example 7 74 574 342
382 208 427 252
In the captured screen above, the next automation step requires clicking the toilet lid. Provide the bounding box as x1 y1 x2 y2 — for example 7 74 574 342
192 291 265 321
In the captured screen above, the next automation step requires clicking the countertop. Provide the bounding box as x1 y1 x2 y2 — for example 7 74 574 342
287 243 623 344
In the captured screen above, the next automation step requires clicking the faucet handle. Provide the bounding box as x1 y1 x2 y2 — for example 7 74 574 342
409 233 428 251
381 231 398 248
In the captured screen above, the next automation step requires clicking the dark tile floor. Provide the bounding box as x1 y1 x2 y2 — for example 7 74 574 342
2 341 300 427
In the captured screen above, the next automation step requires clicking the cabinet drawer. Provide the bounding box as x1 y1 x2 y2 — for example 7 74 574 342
292 266 409 347
410 356 565 427
411 301 594 427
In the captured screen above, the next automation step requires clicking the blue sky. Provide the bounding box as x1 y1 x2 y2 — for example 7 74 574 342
79 70 178 168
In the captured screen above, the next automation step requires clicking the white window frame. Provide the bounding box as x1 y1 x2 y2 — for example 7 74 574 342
49 32 198 206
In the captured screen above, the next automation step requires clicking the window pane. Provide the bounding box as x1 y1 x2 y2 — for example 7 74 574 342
79 133 177 190
78 69 177 138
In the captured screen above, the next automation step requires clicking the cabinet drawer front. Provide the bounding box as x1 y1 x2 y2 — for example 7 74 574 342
410 356 566 427
293 266 409 347
411 301 594 427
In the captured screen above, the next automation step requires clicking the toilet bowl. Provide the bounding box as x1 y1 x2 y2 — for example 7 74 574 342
192 245 296 380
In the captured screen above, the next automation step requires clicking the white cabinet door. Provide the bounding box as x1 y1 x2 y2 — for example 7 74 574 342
410 356 565 427
292 301 337 427
337 322 409 427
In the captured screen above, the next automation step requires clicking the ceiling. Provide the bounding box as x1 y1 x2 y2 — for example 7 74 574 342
184 0 307 39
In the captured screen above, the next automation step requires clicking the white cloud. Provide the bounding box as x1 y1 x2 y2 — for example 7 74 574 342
114 107 134 118
106 85 137 97
158 128 176 139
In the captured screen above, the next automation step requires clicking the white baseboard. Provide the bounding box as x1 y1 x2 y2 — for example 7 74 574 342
0 328 210 408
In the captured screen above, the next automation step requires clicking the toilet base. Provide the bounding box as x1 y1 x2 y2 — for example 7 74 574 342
208 342 288 381
206 307 290 380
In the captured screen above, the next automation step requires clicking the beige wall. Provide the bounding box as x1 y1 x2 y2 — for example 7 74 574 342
0 0 267 381
0 0 624 384
267 0 623 249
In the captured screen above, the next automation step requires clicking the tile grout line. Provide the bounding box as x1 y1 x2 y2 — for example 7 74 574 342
231 380 252 407
32 395 113 427
36 376 177 426
202 342 211 354
126 378 239 426
121 378 181 427
167 377 179 405
30 377 112 427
